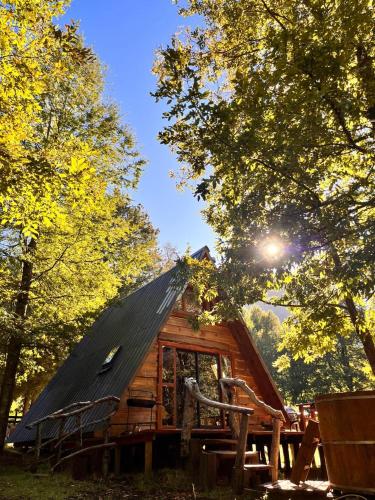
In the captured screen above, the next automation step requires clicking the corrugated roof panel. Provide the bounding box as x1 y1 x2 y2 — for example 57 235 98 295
9 263 185 443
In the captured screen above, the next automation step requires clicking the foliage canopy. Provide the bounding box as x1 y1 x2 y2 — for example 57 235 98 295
154 0 375 375
244 305 372 404
0 1 158 445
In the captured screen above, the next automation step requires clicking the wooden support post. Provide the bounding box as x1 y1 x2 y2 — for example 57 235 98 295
232 412 249 494
114 446 121 476
281 441 291 473
292 440 299 467
77 414 82 448
35 422 42 460
318 443 327 478
290 420 320 484
256 439 266 464
102 425 110 478
74 414 82 459
270 418 282 483
188 439 202 474
144 440 152 478
181 386 194 458
199 452 217 490
31 422 42 473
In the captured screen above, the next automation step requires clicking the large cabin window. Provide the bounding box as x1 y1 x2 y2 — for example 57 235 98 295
160 345 232 428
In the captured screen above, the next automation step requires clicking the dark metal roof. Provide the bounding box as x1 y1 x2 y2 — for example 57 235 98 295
190 246 211 260
9 245 285 442
9 248 205 443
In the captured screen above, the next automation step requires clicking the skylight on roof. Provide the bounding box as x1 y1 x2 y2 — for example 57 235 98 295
98 345 121 374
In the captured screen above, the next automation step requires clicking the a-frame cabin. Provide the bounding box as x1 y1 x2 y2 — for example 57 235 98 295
10 247 287 472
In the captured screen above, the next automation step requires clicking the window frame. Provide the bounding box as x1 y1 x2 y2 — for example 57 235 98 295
157 341 234 429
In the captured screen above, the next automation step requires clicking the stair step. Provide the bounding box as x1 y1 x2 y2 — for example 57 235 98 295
200 439 238 446
244 463 273 470
207 450 258 457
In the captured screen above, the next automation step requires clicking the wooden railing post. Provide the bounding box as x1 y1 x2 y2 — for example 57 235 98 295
232 412 249 494
220 381 239 439
102 421 110 477
181 381 195 458
270 417 282 482
56 417 65 465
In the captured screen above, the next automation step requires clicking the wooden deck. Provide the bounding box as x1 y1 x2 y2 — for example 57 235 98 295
107 427 327 478
263 480 330 498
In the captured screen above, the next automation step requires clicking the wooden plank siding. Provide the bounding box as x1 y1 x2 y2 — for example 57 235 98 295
110 341 158 436
110 312 273 436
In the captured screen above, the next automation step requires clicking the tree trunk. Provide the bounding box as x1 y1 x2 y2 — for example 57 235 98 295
22 390 31 416
0 238 35 451
356 44 375 135
0 339 23 449
330 246 375 377
337 335 354 392
343 294 375 378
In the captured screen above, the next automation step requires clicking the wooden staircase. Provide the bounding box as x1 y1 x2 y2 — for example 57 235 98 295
181 377 285 493
197 437 260 490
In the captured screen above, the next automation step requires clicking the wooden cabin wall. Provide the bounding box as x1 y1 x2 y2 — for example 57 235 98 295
110 340 158 436
159 312 272 428
110 311 273 435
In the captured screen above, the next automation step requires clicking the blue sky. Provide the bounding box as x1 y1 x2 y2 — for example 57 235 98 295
62 0 216 255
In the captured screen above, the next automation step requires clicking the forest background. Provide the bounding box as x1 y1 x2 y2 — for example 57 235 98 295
1 0 374 449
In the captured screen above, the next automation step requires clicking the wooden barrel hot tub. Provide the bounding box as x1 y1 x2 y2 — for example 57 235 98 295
316 391 375 494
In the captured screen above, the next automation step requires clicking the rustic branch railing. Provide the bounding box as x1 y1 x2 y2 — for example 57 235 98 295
181 377 285 492
220 377 285 422
180 377 254 457
220 377 284 485
181 377 254 493
26 395 119 475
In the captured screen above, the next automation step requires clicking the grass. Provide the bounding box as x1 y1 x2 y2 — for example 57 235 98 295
0 464 267 499
0 465 98 500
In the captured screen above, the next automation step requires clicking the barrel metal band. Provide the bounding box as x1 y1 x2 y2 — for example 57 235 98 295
329 482 375 494
318 395 375 402
323 440 375 445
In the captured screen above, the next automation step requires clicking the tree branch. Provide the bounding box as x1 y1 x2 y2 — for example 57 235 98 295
260 299 348 311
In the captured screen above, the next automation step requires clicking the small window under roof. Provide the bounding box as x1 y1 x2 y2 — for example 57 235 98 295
98 345 121 374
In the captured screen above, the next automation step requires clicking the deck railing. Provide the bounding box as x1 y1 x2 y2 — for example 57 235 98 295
26 395 119 475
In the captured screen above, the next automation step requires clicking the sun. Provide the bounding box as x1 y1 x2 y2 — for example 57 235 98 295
259 238 285 261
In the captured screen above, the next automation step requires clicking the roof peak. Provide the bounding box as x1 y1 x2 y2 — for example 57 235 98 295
190 245 211 260
116 246 212 304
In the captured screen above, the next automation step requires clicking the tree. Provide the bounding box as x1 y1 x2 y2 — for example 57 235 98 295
1 192 157 416
0 4 158 447
0 0 93 235
243 305 282 383
153 0 375 376
244 305 372 404
156 242 181 274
